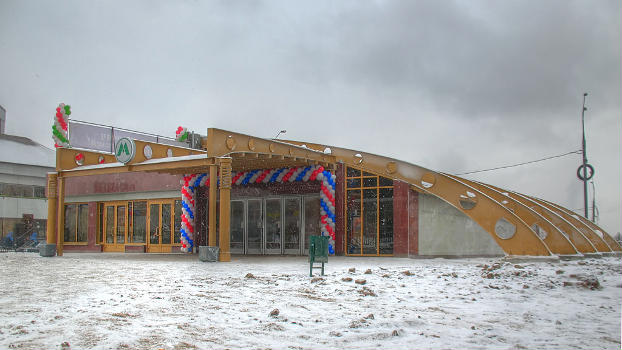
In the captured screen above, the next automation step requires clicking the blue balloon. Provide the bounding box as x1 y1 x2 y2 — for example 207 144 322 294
194 173 207 189
181 201 194 219
270 168 284 183
296 166 311 181
323 171 335 188
241 170 258 185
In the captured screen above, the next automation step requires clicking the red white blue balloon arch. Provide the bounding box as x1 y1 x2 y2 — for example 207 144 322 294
179 165 336 254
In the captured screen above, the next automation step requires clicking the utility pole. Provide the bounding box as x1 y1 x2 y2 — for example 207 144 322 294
577 93 594 219
591 181 597 223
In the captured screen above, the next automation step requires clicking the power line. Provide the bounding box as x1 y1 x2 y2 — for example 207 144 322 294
454 150 582 176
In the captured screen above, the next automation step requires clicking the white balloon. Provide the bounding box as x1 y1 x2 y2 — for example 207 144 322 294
235 173 245 186
276 169 287 182
249 171 261 183
290 168 302 182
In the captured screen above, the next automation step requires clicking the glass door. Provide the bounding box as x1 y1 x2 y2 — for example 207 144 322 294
147 200 174 253
246 199 263 254
265 198 282 254
283 197 302 254
230 200 245 254
102 202 126 252
303 196 321 255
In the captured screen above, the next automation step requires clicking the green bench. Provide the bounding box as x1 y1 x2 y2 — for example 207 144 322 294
309 235 328 277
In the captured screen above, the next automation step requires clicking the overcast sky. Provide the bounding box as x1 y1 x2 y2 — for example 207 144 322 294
1 0 620 237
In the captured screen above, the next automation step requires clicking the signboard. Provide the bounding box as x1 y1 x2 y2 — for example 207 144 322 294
115 138 136 164
68 120 187 152
69 122 112 152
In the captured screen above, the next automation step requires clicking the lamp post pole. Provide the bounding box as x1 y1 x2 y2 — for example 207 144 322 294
590 181 596 223
580 93 589 219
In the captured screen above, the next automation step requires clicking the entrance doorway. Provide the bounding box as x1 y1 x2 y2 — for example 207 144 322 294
219 195 320 255
99 199 181 253
102 202 126 252
147 200 176 253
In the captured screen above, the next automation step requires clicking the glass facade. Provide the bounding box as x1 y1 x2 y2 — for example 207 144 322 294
62 165 394 256
130 201 147 243
64 203 88 243
174 200 182 244
345 167 394 256
96 199 182 251
303 196 320 252
217 195 319 255
0 183 46 198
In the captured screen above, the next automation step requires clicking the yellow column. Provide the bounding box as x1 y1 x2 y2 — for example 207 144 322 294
46 173 58 245
56 176 65 256
208 164 218 247
218 158 232 262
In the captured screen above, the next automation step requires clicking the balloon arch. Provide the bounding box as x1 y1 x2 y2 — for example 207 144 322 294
179 165 337 254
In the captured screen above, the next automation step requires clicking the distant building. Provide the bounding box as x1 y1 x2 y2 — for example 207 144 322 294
0 111 55 243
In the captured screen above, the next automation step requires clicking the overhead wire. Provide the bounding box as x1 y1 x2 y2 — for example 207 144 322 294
454 150 582 176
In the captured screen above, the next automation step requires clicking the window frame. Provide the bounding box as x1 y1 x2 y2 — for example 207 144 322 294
344 167 394 256
63 202 89 244
97 198 183 248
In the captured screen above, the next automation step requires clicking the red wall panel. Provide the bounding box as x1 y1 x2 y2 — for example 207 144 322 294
334 163 345 255
393 180 409 256
65 172 182 196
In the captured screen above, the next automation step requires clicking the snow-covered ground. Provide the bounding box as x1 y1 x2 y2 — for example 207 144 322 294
0 253 620 350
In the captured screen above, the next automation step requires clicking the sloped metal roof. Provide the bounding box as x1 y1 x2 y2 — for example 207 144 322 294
0 134 55 168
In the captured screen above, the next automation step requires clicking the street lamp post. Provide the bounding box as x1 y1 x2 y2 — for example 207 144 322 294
590 181 597 223
274 130 287 139
577 92 594 220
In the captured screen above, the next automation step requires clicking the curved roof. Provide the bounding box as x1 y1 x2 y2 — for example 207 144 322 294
52 126 622 257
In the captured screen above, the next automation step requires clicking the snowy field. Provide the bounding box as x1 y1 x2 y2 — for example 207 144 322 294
0 253 620 350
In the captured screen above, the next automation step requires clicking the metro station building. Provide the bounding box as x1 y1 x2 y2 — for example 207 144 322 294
40 123 621 260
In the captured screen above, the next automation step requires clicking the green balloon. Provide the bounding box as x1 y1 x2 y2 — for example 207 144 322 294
64 105 71 115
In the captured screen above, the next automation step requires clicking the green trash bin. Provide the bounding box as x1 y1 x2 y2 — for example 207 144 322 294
309 235 329 277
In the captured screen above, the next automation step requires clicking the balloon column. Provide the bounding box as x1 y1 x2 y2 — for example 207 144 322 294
179 173 209 252
175 126 189 142
179 165 337 254
317 170 337 254
52 103 71 148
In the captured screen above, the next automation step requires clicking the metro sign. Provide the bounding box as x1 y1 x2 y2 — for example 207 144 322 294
115 137 136 164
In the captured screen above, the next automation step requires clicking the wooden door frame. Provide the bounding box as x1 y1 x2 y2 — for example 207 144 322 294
102 201 127 252
146 199 177 253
